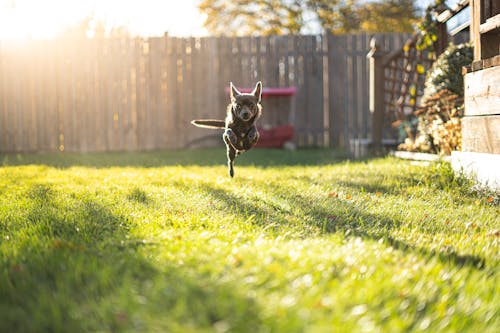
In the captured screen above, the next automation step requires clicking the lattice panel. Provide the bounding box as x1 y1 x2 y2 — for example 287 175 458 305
383 34 435 126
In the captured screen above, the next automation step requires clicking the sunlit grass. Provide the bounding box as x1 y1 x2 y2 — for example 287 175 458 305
0 149 498 332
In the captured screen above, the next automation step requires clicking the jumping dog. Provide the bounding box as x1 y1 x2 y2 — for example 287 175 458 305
191 81 262 177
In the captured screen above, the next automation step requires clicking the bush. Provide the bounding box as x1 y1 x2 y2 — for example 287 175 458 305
398 90 463 154
423 43 473 98
398 43 472 155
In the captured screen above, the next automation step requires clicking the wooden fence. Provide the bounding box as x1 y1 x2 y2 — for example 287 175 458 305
0 33 409 153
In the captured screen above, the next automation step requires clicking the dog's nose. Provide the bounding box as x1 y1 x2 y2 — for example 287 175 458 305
241 111 251 120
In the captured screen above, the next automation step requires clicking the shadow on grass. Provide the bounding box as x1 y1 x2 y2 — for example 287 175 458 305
0 183 267 332
194 180 486 270
0 148 348 168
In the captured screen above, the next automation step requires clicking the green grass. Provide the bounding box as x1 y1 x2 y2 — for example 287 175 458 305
0 148 498 332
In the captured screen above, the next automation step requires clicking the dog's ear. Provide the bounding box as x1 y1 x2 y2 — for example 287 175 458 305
230 82 241 102
252 81 262 103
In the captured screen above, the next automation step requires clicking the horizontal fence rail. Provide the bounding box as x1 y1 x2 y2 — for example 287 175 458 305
0 33 409 153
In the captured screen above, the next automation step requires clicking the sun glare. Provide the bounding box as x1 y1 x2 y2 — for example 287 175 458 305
0 0 207 40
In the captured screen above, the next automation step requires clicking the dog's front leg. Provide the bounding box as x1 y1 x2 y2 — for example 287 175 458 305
223 128 238 149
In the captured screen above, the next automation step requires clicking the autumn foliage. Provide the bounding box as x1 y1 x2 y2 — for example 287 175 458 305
398 90 463 155
198 0 419 36
398 44 473 155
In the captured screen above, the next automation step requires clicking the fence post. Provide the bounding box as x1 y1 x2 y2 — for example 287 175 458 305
367 37 385 151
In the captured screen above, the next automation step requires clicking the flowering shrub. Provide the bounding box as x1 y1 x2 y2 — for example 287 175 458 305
399 90 463 154
423 43 473 97
398 43 472 155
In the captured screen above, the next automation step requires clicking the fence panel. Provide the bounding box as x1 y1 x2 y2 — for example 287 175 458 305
327 32 411 150
0 33 409 153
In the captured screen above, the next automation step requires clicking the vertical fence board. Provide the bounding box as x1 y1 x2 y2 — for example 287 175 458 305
60 42 69 152
0 43 6 150
165 36 177 148
27 43 38 151
46 41 58 151
312 35 324 146
127 38 137 150
7 47 15 151
328 34 347 148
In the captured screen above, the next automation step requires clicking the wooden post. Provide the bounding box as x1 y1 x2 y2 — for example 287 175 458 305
471 0 482 61
367 37 385 151
471 0 500 61
436 21 448 56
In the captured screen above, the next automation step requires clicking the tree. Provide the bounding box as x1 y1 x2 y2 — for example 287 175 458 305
305 0 361 34
198 0 420 36
358 0 418 33
198 0 305 35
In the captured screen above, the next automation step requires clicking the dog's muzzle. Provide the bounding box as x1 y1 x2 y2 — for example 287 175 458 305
239 110 251 120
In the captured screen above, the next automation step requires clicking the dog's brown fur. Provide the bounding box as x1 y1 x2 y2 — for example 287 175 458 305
191 81 262 177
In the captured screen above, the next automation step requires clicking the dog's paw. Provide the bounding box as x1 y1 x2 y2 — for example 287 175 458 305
224 128 237 142
248 127 258 139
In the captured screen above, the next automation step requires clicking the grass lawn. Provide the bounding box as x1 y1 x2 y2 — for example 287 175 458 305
0 148 498 332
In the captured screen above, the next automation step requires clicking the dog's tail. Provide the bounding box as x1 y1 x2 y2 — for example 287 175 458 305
191 119 226 129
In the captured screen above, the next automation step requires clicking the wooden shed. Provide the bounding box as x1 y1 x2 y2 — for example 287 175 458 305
452 0 500 190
